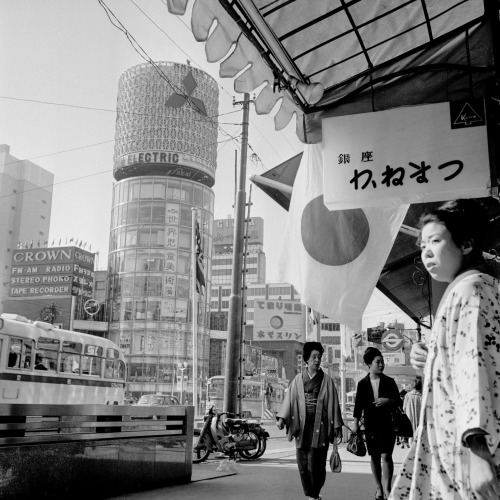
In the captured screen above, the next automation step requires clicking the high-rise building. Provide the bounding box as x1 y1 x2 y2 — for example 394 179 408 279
212 216 266 285
107 62 218 402
0 145 53 312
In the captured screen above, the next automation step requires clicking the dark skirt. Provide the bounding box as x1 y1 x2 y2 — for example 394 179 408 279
365 429 396 456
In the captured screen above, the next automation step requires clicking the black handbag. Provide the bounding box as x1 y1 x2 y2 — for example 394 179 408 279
330 441 342 473
392 407 413 438
346 432 366 457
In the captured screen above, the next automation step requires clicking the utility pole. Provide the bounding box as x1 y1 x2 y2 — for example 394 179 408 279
223 93 252 414
238 184 253 416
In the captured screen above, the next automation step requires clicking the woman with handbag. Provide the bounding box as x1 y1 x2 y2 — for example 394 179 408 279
277 342 343 500
353 347 402 500
390 200 500 500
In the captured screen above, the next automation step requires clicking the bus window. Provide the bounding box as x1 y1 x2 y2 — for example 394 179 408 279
37 337 60 351
106 348 120 359
60 353 80 373
8 338 23 368
21 341 33 369
8 337 33 370
62 341 82 354
60 341 82 373
81 355 101 376
104 359 114 378
115 360 125 379
35 350 57 371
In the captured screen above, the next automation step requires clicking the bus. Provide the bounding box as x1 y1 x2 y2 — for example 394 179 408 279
207 375 286 418
0 313 126 405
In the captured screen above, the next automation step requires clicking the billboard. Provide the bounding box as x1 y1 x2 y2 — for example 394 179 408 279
253 299 305 342
323 100 491 210
9 247 95 298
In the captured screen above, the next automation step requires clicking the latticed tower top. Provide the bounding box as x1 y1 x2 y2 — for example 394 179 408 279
113 62 219 183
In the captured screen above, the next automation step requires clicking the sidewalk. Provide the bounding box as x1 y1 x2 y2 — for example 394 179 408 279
107 438 411 500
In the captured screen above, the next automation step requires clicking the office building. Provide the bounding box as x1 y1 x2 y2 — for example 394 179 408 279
0 145 53 313
107 62 219 401
212 216 266 285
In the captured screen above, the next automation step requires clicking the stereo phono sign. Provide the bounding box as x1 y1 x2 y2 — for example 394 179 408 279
9 246 95 298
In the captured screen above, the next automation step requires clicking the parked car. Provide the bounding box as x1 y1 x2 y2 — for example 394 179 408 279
134 394 180 406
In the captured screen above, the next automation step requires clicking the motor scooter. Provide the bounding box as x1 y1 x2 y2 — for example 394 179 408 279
193 406 261 463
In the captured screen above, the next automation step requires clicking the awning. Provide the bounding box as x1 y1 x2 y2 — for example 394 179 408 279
167 0 498 143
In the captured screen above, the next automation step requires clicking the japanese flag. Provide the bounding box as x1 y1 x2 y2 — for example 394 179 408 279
278 143 409 330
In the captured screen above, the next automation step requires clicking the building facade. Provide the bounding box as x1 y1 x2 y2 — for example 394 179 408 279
107 62 219 402
0 145 53 312
212 216 266 285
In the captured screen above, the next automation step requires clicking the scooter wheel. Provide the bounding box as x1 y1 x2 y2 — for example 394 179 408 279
238 431 261 460
193 430 211 463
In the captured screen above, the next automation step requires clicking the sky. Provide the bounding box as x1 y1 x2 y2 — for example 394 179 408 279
0 0 417 330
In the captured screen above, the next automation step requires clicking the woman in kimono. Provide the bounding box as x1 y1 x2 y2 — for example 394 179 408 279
277 341 343 500
390 199 500 500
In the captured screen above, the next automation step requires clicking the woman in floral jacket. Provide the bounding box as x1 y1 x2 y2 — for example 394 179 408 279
390 199 500 500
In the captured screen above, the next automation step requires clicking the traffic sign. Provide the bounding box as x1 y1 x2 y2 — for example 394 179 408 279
381 330 404 351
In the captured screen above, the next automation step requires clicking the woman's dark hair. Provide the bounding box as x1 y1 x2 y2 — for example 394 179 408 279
363 347 383 365
303 342 324 362
414 379 422 392
418 199 490 262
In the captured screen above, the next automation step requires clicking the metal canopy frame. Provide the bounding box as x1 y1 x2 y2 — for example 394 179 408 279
220 0 496 114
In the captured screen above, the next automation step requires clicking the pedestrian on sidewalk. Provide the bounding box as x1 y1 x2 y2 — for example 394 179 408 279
390 199 500 500
353 347 402 500
402 379 421 446
276 341 343 500
396 389 409 448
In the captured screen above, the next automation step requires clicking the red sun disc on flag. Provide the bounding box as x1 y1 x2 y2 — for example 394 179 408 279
301 195 370 265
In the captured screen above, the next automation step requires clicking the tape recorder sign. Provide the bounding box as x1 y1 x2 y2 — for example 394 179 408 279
381 331 404 352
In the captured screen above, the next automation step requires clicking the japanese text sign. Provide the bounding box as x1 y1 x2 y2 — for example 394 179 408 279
253 299 305 342
322 101 490 210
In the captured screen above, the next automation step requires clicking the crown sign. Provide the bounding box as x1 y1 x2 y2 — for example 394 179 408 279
165 71 207 115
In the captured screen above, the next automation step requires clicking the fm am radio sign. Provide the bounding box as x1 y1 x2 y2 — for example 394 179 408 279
253 299 305 342
322 100 491 210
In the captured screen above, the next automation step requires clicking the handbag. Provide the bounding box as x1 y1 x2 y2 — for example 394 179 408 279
330 441 342 473
346 431 366 457
392 407 413 438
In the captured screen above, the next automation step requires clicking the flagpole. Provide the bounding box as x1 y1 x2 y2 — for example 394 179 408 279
191 207 198 418
340 325 346 412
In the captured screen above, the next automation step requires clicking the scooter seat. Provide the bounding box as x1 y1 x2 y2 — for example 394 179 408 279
225 418 244 425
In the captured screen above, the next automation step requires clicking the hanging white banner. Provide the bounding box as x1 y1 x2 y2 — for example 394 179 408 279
322 100 491 210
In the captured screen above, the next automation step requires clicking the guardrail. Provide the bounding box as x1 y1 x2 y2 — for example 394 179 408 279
0 404 194 499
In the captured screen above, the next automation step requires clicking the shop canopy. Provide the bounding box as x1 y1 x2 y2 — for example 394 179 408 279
167 0 500 326
166 0 498 143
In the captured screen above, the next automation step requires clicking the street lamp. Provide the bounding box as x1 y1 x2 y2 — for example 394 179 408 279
177 362 187 404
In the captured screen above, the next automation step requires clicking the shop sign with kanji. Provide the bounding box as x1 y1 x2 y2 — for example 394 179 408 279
253 299 305 342
322 100 490 210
